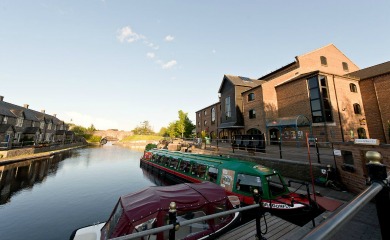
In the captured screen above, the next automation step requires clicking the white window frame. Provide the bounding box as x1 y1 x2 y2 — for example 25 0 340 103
16 117 24 127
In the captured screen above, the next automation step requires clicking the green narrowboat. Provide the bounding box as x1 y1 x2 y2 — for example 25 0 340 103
141 149 323 220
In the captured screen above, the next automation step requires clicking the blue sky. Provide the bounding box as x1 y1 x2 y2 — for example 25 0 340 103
1 0 389 132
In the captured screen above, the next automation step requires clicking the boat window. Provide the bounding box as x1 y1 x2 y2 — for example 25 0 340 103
132 218 157 238
236 174 263 194
178 160 190 173
161 156 170 166
208 167 219 183
102 202 124 239
155 155 162 163
266 174 286 196
192 163 207 178
169 158 180 169
166 210 210 239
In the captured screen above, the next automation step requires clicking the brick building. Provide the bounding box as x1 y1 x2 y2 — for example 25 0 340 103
196 44 389 144
348 61 390 144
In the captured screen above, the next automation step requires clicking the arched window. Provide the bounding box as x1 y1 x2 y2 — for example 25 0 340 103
211 107 215 123
320 56 327 66
204 120 207 126
349 83 357 93
353 103 361 114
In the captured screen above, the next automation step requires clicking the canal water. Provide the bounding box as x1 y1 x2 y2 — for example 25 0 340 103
0 145 165 240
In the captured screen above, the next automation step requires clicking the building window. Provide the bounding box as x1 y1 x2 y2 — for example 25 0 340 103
307 75 333 123
204 120 207 126
248 93 255 101
2 116 8 124
198 113 200 118
357 128 366 139
198 122 200 127
48 123 52 130
342 62 349 71
204 110 207 116
249 109 256 119
353 103 362 114
40 121 45 129
211 107 216 123
320 56 327 66
342 150 354 166
349 83 357 93
225 96 231 119
16 117 24 127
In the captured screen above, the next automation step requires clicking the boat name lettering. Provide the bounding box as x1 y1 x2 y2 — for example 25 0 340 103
262 202 292 209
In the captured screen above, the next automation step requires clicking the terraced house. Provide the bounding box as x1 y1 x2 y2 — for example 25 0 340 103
196 44 390 145
0 95 73 149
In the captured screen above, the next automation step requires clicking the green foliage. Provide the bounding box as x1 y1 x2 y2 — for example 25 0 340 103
72 125 88 136
121 135 162 142
145 143 158 151
159 110 196 139
132 121 155 135
84 134 102 143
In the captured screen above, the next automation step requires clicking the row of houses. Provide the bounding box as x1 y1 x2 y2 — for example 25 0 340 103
195 44 390 145
0 96 74 149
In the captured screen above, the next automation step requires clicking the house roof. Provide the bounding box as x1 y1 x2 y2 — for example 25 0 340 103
0 100 65 125
218 75 264 93
0 124 15 133
258 61 297 80
346 61 390 80
23 127 41 134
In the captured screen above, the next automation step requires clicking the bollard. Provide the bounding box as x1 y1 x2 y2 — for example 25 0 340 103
366 151 390 240
253 189 266 240
278 138 282 159
315 138 321 163
168 202 178 240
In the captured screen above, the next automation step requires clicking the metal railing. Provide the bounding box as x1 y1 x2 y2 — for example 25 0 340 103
109 190 267 240
302 151 390 240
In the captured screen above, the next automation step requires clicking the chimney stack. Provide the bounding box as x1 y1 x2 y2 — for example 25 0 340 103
0 96 3 101
24 104 29 109
41 110 45 113
53 114 57 118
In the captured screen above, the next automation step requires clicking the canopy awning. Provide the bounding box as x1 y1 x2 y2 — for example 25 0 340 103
218 122 245 129
266 115 311 128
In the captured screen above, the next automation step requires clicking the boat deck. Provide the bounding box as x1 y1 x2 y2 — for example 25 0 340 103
218 212 300 240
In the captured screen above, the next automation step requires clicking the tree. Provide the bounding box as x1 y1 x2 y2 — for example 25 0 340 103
166 122 177 139
132 121 155 135
158 127 168 137
87 124 96 133
176 110 195 139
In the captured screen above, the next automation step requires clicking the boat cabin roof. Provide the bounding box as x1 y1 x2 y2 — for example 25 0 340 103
102 182 232 238
149 149 276 176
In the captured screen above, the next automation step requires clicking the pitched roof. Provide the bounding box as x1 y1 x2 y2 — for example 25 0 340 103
346 61 390 80
23 127 41 134
0 124 15 133
0 100 64 124
218 75 264 93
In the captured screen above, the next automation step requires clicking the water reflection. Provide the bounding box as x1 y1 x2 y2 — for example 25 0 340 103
0 150 75 204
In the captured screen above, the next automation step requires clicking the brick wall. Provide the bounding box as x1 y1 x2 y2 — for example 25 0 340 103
333 142 390 193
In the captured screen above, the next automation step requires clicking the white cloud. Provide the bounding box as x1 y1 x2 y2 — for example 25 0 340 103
212 49 216 54
117 26 144 43
61 111 120 130
146 52 155 59
165 35 175 42
161 60 177 69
